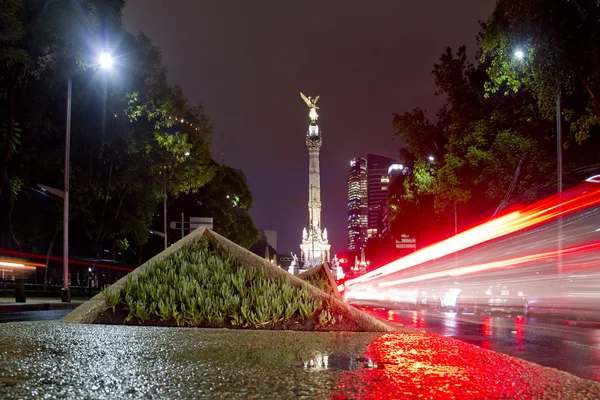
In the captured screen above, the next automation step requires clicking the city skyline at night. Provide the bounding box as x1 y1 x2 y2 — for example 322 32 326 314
122 0 497 253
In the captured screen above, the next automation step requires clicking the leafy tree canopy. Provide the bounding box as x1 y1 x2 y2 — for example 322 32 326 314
480 0 600 143
167 165 259 250
1 0 251 267
390 43 556 246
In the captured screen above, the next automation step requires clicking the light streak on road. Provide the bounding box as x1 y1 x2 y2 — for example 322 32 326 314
377 240 600 287
346 182 600 288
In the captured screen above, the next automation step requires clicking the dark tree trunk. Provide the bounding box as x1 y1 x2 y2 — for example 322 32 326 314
92 240 104 259
0 82 20 250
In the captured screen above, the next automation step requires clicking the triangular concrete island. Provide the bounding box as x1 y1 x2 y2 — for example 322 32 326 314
63 227 398 332
298 263 341 298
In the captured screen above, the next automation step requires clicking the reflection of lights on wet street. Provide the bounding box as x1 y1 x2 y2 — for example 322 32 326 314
442 312 458 337
482 316 493 336
410 311 426 328
303 352 329 370
515 316 525 342
371 308 600 382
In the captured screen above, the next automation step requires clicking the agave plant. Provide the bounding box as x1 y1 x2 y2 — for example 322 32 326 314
117 236 344 329
101 285 121 313
157 299 172 321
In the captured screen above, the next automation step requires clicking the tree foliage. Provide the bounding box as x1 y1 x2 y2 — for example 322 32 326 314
390 44 555 246
480 0 600 143
1 0 257 266
390 2 600 246
168 166 259 250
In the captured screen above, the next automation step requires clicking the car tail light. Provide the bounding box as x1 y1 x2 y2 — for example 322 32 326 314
518 291 524 297
485 289 492 296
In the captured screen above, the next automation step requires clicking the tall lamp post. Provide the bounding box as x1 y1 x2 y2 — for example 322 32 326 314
514 49 562 191
514 48 563 273
62 52 113 302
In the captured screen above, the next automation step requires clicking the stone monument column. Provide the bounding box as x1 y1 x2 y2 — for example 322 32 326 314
299 93 331 270
307 133 322 231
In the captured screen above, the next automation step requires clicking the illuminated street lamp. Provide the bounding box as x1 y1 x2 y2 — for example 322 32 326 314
98 52 114 69
428 155 435 162
62 52 114 302
514 49 525 60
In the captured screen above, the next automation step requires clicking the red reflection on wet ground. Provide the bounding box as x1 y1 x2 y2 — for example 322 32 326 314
411 311 420 328
330 333 596 399
482 316 493 336
387 310 394 321
515 316 525 342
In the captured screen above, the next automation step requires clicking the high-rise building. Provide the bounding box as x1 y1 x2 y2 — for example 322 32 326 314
347 157 368 252
299 93 331 270
366 154 397 238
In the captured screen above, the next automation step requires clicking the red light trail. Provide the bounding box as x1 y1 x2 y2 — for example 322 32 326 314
0 248 134 272
377 240 600 287
346 182 600 288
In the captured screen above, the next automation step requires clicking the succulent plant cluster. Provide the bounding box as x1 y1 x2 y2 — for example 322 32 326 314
101 237 342 328
304 272 336 296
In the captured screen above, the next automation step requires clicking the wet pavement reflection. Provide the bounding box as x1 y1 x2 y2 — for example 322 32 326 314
382 308 600 382
0 321 599 398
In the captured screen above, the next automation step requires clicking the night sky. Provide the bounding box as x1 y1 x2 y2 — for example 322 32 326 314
123 1 496 255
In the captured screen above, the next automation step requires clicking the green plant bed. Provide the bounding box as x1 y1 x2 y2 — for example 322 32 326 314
97 237 355 331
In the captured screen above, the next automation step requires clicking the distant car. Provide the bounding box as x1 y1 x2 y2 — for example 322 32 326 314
456 284 528 316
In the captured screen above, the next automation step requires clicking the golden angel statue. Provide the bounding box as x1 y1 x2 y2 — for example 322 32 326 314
300 92 320 124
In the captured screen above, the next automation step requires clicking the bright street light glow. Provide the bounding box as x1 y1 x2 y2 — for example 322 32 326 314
184 150 191 156
98 52 114 69
514 49 525 60
428 156 435 162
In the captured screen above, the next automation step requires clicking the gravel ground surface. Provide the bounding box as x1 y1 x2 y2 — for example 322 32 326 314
0 321 599 399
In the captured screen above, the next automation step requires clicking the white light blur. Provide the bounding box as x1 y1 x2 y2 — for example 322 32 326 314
514 49 525 60
98 52 114 69
586 175 600 183
388 164 403 174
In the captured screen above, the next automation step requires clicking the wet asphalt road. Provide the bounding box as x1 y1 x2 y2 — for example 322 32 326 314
0 310 71 323
386 308 600 382
3 308 600 385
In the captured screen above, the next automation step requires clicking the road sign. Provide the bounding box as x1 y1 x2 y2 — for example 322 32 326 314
170 217 213 231
169 221 187 229
190 217 213 230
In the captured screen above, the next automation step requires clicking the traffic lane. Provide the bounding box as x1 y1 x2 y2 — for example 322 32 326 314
385 309 600 383
0 310 71 323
